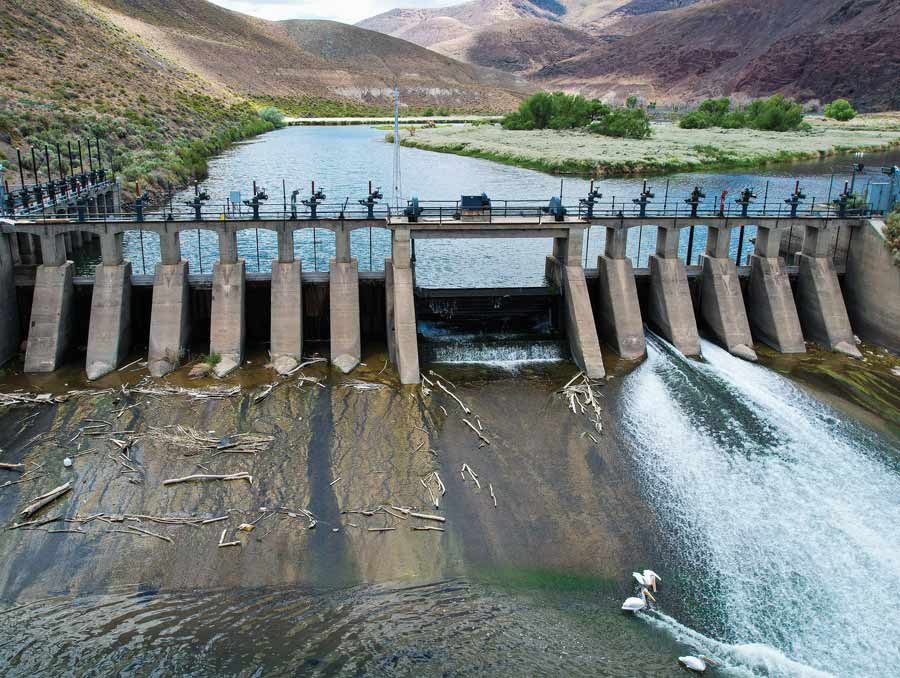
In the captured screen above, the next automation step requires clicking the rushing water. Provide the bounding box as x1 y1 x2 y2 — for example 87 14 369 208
116 126 899 287
622 336 900 678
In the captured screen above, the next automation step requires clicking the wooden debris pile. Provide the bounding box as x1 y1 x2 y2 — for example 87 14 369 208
0 388 112 409
423 370 491 448
558 371 603 436
149 426 274 456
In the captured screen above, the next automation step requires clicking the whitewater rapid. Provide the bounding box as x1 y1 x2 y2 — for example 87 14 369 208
622 337 900 678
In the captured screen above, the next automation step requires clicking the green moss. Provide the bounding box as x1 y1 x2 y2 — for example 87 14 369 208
475 567 620 594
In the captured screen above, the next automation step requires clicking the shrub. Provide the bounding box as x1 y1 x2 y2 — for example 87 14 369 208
679 111 711 129
824 98 857 121
625 95 639 109
257 106 285 127
502 91 608 130
720 111 748 129
745 94 806 132
589 107 652 139
698 97 731 123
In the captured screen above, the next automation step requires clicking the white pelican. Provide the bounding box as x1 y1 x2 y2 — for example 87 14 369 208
621 587 656 613
677 655 718 673
632 569 662 591
642 569 662 592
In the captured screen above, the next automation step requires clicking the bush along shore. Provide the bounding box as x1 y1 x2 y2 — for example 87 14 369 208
392 114 900 178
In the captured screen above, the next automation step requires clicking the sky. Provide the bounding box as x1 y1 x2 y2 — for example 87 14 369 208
208 1 456 24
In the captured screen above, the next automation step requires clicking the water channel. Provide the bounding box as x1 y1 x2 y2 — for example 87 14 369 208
114 125 899 287
6 125 900 677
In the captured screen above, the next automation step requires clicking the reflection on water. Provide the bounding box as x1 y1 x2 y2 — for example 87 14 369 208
0 578 696 677
622 336 900 678
115 126 899 287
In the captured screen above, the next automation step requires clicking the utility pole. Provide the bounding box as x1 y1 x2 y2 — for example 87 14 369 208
392 87 402 210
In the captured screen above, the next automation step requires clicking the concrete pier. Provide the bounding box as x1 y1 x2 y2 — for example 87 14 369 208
270 226 303 375
385 227 420 384
795 223 861 357
24 234 74 372
85 233 131 380
595 222 645 359
0 234 20 366
748 225 805 353
648 224 700 356
699 223 757 361
210 228 245 377
844 219 900 354
330 225 361 373
556 228 605 378
148 230 190 377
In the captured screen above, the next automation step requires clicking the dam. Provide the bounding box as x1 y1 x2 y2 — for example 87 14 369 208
1 180 898 382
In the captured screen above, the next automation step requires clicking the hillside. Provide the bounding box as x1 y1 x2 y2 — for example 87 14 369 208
0 0 523 194
360 0 900 111
537 0 900 110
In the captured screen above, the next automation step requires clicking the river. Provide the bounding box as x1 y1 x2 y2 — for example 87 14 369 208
115 125 900 287
5 125 900 676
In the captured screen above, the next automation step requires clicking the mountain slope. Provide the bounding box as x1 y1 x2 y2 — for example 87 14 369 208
536 0 900 110
360 0 899 110
92 0 523 108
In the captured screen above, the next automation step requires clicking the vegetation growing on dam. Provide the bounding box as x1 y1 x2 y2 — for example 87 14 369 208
395 114 900 178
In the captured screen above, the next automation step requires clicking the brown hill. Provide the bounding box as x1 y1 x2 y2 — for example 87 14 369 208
92 0 523 109
360 0 899 111
536 0 900 110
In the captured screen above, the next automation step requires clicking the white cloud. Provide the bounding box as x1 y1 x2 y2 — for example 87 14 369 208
208 1 458 24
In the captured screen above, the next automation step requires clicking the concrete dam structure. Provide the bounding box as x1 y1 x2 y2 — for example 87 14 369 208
1 190 898 383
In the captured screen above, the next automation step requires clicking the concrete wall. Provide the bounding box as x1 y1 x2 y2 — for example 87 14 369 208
270 260 303 374
148 262 190 377
210 260 246 377
699 255 756 361
329 258 361 373
844 220 900 354
24 262 74 372
647 255 700 356
85 262 132 380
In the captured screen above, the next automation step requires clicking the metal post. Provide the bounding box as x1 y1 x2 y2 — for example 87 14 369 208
686 225 695 265
312 227 317 271
662 179 670 214
736 224 745 265
197 230 203 274
256 227 261 272
139 228 146 274
636 225 643 267
369 226 373 271
762 181 769 215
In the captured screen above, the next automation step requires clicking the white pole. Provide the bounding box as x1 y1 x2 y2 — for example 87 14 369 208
392 87 402 210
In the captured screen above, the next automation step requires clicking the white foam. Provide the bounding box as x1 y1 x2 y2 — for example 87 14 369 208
622 338 900 678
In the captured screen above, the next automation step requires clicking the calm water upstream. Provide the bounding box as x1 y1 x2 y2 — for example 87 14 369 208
116 126 900 287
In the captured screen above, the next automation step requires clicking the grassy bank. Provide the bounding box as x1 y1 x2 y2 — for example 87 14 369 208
393 115 900 177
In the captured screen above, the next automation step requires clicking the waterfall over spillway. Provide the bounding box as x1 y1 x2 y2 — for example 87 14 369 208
622 336 900 678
